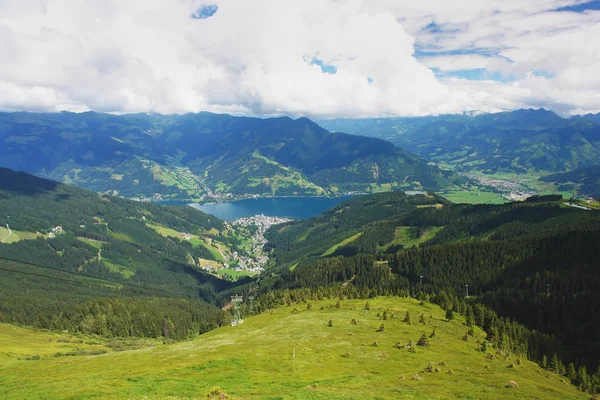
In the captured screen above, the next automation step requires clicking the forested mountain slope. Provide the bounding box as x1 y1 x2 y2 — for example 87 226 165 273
265 191 449 266
541 165 600 198
264 192 600 375
0 112 464 201
319 109 600 175
0 167 250 335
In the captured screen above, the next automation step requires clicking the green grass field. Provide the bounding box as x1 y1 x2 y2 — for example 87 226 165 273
0 227 39 244
215 267 259 279
322 232 362 256
102 258 135 279
0 324 109 360
110 231 135 243
77 237 105 249
148 223 227 262
147 223 186 238
0 297 584 399
440 190 506 204
379 226 442 252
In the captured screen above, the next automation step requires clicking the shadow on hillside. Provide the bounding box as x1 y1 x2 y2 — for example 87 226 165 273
0 167 59 196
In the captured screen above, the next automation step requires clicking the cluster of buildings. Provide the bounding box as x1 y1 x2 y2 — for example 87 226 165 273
179 232 193 240
467 174 537 201
48 225 63 238
228 251 268 273
230 214 293 273
130 194 164 202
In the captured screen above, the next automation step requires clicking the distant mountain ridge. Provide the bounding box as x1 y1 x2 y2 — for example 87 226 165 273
541 165 600 198
318 108 600 175
583 112 600 124
0 112 463 202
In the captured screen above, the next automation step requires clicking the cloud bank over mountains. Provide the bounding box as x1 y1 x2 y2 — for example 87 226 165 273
0 0 599 117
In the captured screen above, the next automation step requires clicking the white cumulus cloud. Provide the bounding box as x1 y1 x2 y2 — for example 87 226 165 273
0 0 598 117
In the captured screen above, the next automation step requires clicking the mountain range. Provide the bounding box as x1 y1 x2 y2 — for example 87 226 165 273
319 109 600 176
0 112 463 202
541 165 600 198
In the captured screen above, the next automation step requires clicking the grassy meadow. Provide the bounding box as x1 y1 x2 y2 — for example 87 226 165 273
322 232 363 256
0 227 40 243
0 297 584 399
439 190 506 205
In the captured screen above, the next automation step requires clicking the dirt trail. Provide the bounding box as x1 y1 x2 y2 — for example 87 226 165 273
1 224 12 243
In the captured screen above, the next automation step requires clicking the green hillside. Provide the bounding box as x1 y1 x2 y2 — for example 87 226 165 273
265 191 448 266
0 112 464 202
0 168 262 334
0 297 585 400
264 192 600 375
541 165 600 198
1 170 599 398
319 109 600 177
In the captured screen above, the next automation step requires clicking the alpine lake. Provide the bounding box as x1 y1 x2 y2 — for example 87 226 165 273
189 195 357 221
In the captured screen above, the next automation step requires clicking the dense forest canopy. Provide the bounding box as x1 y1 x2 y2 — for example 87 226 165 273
0 167 238 336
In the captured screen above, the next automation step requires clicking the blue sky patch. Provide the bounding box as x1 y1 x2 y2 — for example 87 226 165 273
420 21 462 35
532 70 555 79
432 68 516 83
310 57 337 74
192 4 218 19
423 21 442 33
555 0 600 12
415 48 503 58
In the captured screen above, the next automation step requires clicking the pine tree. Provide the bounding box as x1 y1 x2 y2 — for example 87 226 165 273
465 307 474 327
403 311 411 324
364 302 371 311
567 363 577 381
550 353 562 373
417 333 429 347
480 341 487 353
540 354 548 370
578 366 590 392
445 309 454 321
419 313 427 325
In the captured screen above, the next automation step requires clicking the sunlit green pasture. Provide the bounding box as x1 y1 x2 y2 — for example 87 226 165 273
0 297 584 400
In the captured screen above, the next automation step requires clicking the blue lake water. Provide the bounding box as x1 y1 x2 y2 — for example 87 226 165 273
189 195 357 220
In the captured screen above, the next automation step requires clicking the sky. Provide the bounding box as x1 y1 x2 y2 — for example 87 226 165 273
0 0 599 118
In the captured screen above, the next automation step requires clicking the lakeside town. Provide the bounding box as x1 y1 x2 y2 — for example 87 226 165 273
181 214 293 279
466 174 538 201
228 214 294 272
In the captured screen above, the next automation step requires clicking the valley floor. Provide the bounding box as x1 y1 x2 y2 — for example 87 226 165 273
0 297 584 400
